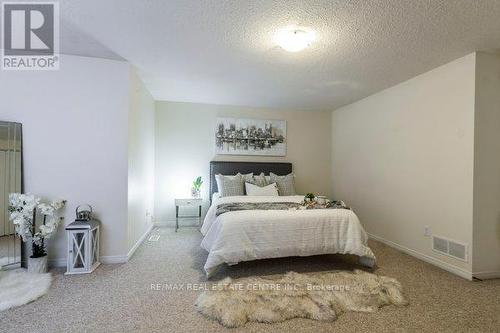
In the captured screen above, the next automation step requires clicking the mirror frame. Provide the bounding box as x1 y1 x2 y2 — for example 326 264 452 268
0 121 24 268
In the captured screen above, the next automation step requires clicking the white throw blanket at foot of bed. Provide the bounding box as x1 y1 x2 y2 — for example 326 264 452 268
201 196 375 277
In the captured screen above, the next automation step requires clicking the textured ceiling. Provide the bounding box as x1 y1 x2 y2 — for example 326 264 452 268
60 0 500 111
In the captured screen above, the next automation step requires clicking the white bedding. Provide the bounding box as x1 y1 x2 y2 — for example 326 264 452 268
200 195 376 276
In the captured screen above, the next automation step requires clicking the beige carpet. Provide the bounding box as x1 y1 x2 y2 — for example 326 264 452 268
1 227 499 332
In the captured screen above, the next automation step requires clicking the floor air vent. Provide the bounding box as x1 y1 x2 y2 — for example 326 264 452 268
148 234 161 242
432 236 467 262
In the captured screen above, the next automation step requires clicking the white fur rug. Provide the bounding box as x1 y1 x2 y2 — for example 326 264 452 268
196 270 408 327
0 269 52 312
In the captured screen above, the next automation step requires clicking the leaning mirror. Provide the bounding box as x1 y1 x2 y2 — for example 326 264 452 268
0 121 22 269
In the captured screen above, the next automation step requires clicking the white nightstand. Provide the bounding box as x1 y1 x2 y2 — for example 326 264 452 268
174 198 203 232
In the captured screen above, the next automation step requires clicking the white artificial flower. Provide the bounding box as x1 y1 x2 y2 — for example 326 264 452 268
39 224 53 236
9 193 22 210
38 203 54 216
9 211 23 222
38 216 61 239
32 233 43 246
12 215 24 224
8 194 66 252
16 222 32 242
7 194 41 242
19 193 34 204
51 199 66 210
19 193 39 214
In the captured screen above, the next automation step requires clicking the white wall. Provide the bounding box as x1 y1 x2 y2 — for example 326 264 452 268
155 101 332 223
331 54 476 275
127 68 155 254
472 52 500 277
0 55 130 263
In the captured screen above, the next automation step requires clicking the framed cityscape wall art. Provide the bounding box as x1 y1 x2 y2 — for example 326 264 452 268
215 117 287 156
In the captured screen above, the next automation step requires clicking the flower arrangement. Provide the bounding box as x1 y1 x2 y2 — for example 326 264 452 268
191 176 203 198
304 193 315 202
8 193 66 258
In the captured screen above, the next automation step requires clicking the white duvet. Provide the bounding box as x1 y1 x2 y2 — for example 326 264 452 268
200 195 375 276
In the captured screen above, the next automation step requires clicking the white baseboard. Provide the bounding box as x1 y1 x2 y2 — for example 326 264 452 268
127 223 154 260
153 221 173 227
154 218 200 227
48 224 153 269
50 255 129 268
100 255 128 264
472 270 500 280
49 258 66 268
368 233 473 280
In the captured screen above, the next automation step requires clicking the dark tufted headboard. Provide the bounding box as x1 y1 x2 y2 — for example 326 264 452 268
209 161 292 202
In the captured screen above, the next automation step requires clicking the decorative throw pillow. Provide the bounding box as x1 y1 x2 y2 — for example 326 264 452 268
215 174 244 197
246 172 268 187
241 173 254 183
239 173 254 194
245 182 279 196
269 172 296 196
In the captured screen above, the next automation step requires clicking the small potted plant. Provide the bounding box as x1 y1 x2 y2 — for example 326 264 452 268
191 176 203 198
9 193 66 273
304 193 315 202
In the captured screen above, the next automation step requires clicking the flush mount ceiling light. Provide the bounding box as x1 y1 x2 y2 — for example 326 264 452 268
275 26 316 52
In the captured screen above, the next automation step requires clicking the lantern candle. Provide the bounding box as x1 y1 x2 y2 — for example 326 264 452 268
65 205 101 275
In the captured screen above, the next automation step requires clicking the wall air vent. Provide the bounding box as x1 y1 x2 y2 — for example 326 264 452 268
432 235 468 262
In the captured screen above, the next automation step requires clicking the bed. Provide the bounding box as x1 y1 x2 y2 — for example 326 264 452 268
200 161 375 277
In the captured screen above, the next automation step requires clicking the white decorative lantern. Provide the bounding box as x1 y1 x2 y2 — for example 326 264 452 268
65 216 100 275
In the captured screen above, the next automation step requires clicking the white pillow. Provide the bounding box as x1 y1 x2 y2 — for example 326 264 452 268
211 192 221 203
245 182 279 196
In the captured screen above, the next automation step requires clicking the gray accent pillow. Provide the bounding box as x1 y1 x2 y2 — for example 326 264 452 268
269 172 296 196
215 174 244 197
240 173 254 195
246 172 269 187
241 173 254 183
